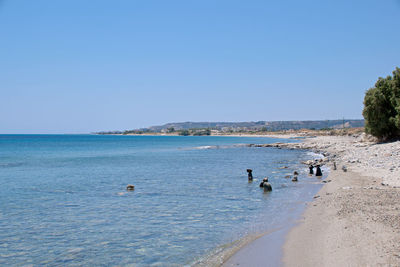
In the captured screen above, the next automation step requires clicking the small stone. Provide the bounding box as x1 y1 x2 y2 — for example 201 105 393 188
126 184 135 191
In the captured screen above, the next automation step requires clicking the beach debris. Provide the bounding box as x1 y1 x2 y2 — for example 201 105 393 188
342 186 352 190
126 184 135 191
259 177 272 191
313 195 320 199
315 165 322 177
342 165 347 172
333 161 337 170
284 175 291 178
247 169 253 181
278 166 289 169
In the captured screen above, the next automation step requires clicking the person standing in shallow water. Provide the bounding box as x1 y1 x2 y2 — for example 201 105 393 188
315 165 322 176
259 177 272 191
309 165 314 175
247 169 253 181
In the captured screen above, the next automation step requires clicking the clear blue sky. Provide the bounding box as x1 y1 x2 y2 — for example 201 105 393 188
1 0 399 133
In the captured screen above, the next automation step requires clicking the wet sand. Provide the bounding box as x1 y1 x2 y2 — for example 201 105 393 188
223 226 291 267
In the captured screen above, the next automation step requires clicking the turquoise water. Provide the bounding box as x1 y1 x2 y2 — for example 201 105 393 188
0 135 323 266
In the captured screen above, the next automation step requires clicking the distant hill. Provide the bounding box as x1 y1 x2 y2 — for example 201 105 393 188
98 119 364 134
146 119 364 132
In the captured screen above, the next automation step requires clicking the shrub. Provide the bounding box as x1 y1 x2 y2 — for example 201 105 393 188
362 67 400 140
178 130 190 136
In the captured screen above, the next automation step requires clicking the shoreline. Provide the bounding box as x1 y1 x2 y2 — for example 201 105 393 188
191 140 326 267
223 133 400 266
221 148 326 267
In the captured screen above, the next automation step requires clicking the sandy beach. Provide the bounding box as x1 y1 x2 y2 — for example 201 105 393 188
225 133 400 266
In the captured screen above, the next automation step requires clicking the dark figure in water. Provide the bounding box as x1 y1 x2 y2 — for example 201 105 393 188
259 177 267 187
247 169 253 181
259 177 272 191
309 165 314 175
315 165 322 176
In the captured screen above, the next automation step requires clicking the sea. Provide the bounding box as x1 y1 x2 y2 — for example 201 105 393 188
0 135 326 266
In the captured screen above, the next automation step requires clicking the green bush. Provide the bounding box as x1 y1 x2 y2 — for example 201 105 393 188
178 130 190 136
362 67 400 140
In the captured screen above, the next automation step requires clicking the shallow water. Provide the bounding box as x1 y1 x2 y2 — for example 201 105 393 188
0 135 324 266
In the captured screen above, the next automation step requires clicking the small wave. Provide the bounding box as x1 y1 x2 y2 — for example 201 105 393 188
195 145 218 150
0 162 24 168
306 151 325 159
183 144 249 150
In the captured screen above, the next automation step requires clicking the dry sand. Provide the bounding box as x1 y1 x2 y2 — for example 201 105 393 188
223 133 400 266
283 135 400 267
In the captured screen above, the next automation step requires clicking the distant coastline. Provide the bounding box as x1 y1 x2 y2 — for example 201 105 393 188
96 119 364 136
95 127 365 139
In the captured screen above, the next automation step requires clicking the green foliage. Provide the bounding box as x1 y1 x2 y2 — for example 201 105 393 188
193 128 211 136
178 130 190 136
362 67 400 140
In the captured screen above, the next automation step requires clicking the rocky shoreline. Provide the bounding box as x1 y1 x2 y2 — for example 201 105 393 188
249 133 400 187
279 133 400 266
223 133 400 266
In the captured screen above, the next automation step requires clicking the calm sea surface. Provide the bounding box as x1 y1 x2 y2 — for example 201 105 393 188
0 135 324 266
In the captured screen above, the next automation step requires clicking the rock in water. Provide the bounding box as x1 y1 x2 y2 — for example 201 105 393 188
126 184 135 191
